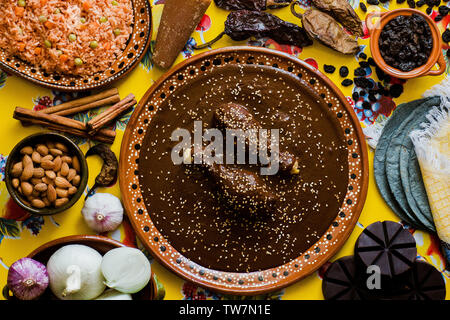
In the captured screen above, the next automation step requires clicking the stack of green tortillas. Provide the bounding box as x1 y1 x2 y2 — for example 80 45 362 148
364 79 450 266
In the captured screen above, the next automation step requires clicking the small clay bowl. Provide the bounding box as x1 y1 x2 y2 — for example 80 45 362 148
2 235 163 300
366 9 446 79
4 132 88 215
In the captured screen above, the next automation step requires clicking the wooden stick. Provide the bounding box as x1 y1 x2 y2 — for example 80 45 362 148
41 88 120 115
13 107 116 144
86 94 136 135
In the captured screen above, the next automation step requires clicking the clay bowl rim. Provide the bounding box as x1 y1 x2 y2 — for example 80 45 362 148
5 235 157 300
119 46 369 296
367 8 446 79
0 0 152 92
4 132 88 216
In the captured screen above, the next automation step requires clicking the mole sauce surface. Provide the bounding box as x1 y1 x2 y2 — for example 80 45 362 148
139 65 349 272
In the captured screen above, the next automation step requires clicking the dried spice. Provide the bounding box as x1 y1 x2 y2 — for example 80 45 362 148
359 2 367 12
379 14 432 72
309 0 364 37
194 10 312 49
443 29 450 42
367 0 379 4
439 5 450 15
214 0 292 10
341 79 353 86
85 144 118 198
291 5 360 55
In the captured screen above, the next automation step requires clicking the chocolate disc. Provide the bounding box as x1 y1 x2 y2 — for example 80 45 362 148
322 256 369 300
355 221 417 278
394 260 446 300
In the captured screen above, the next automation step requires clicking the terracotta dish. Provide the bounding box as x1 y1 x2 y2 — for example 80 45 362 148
0 0 152 92
366 8 446 79
119 47 369 295
2 235 161 300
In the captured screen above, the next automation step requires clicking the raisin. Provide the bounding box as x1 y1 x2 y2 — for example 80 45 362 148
397 0 406 3
354 77 371 88
359 61 370 68
435 14 444 22
339 66 349 77
354 67 366 77
341 79 353 86
447 49 450 58
439 5 450 15
368 93 378 102
443 29 450 42
416 0 426 6
368 57 377 66
426 6 433 14
323 64 336 73
360 2 367 12
407 0 416 7
352 91 360 101
358 52 368 60
362 101 372 110
367 0 379 4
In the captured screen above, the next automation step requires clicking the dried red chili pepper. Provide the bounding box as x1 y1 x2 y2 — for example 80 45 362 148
194 9 312 49
214 0 292 11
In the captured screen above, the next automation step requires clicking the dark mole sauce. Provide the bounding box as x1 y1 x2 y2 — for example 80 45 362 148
139 64 348 272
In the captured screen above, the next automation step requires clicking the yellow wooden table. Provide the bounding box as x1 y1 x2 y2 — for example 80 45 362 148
0 1 449 300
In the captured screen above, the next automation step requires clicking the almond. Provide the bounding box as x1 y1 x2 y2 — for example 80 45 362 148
56 187 69 198
20 146 33 155
30 177 42 185
55 197 69 207
72 175 81 186
67 168 77 182
21 181 33 196
12 178 20 189
33 167 45 178
34 183 48 192
68 186 78 195
60 162 70 176
41 154 54 162
31 199 46 208
72 156 80 172
55 142 69 153
41 159 54 170
49 148 63 156
36 144 49 156
21 164 34 181
45 170 56 180
31 151 41 164
42 197 51 207
42 176 55 186
61 156 72 164
11 162 23 177
22 154 33 168
47 184 57 202
53 156 62 172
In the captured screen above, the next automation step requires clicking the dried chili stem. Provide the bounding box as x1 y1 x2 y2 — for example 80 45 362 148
193 32 226 50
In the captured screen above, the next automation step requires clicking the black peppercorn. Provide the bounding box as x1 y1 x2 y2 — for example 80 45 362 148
324 64 336 73
339 66 349 77
341 79 353 86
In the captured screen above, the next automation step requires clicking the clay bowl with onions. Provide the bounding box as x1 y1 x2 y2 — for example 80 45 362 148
4 132 88 216
2 235 164 300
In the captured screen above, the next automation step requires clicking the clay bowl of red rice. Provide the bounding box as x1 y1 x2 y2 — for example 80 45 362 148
0 0 152 91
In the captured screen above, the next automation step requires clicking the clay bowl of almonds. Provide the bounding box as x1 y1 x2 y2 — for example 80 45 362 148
4 132 88 215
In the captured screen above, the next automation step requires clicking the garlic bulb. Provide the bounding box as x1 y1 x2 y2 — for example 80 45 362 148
82 193 124 233
101 247 151 294
47 244 105 300
95 289 132 300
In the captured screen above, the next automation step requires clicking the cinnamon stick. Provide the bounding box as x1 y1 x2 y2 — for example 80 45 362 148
41 88 120 116
13 107 116 144
86 94 137 135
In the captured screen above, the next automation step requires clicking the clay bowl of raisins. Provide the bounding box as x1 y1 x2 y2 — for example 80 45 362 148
366 8 446 79
4 132 88 215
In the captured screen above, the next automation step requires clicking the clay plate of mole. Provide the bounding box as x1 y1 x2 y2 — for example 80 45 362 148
120 47 369 295
0 0 152 92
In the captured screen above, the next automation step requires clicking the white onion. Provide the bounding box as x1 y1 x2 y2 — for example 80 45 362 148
46 244 105 300
101 247 151 294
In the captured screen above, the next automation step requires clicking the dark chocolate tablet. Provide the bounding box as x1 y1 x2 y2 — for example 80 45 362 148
393 260 446 300
355 221 417 278
322 256 369 300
